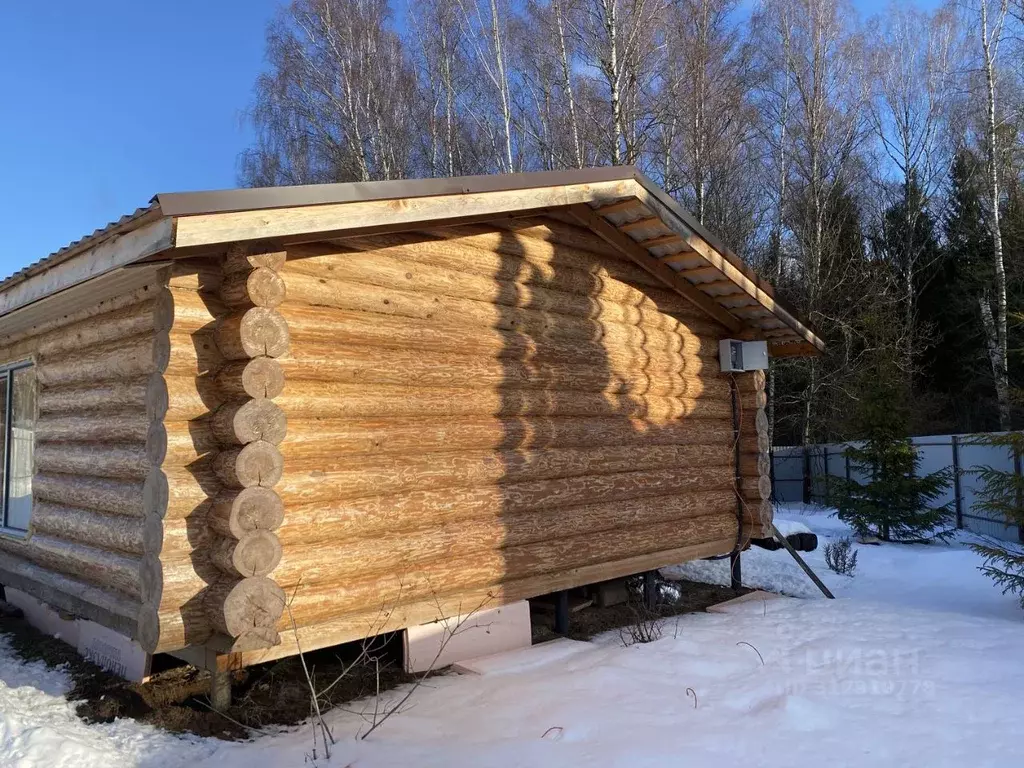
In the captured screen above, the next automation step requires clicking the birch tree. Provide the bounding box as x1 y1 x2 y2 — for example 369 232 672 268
866 3 962 366
971 0 1012 429
573 0 669 166
457 0 520 172
240 0 418 185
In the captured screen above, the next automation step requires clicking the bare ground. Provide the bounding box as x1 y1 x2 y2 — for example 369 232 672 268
0 576 745 740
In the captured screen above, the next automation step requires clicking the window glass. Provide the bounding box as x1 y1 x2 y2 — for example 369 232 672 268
0 379 6 527
6 365 35 531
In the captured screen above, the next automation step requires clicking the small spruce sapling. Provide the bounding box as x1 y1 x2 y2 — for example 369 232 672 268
830 339 953 541
970 431 1024 609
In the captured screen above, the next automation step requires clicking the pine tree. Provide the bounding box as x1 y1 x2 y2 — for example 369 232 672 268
970 431 1024 608
831 316 954 541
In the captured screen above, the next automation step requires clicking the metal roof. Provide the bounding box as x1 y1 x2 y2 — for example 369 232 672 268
1 166 818 350
0 204 159 291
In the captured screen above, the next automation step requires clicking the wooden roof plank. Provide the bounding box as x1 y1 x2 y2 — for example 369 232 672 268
633 183 824 352
618 216 662 233
568 204 742 332
174 179 638 248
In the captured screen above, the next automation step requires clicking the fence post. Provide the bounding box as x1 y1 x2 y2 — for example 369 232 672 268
951 435 963 529
822 445 830 505
802 446 811 505
1015 444 1024 544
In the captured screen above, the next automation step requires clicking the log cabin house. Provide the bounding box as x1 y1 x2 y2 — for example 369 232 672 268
0 167 821 679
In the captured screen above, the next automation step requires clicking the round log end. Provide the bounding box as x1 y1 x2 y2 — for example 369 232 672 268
214 399 287 445
154 289 175 332
140 554 163 606
142 514 164 557
217 308 290 359
138 602 161 653
217 356 285 400
212 531 283 578
146 421 168 466
214 441 284 488
754 407 769 435
246 267 287 308
209 487 285 538
143 469 169 518
211 576 286 637
228 626 282 651
153 332 172 373
146 373 169 421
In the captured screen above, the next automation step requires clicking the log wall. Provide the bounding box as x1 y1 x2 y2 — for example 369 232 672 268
0 276 172 642
256 217 772 657
0 215 774 662
137 252 291 654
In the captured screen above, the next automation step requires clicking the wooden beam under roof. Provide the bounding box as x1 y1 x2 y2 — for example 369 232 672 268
567 204 741 332
173 180 637 248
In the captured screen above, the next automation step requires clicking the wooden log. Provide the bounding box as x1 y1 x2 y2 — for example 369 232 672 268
221 267 287 309
35 443 152 481
165 374 222 421
281 515 737 627
0 283 165 352
739 475 773 500
754 407 769 436
38 374 168 421
276 444 734 504
0 551 140 629
37 332 170 386
240 536 736 665
32 502 147 557
166 328 222 378
739 451 771 477
208 487 285 539
169 259 223 293
169 285 222 331
224 245 287 274
151 508 209 557
22 295 169 359
138 599 211 654
285 241 705 324
162 420 219 467
273 491 735 582
279 416 735 461
339 230 719 325
35 473 148 517
36 412 152 445
214 441 284 489
206 577 286 638
278 345 709 398
278 270 704 342
0 533 142 599
280 302 717 367
380 223 664 294
159 465 227 519
278 467 734 543
275 380 730 421
212 399 287 445
215 308 290 360
215 357 285 400
210 532 283 578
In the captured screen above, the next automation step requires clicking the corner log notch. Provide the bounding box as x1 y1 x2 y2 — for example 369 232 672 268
205 245 289 652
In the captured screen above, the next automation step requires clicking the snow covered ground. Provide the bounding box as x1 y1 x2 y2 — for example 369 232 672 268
2 505 1023 768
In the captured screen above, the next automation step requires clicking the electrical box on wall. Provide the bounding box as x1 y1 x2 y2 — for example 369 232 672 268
719 339 769 373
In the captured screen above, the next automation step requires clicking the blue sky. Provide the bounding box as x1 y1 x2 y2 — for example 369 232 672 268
0 0 935 275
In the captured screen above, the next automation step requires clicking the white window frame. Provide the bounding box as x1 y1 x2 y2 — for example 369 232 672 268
0 359 35 536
